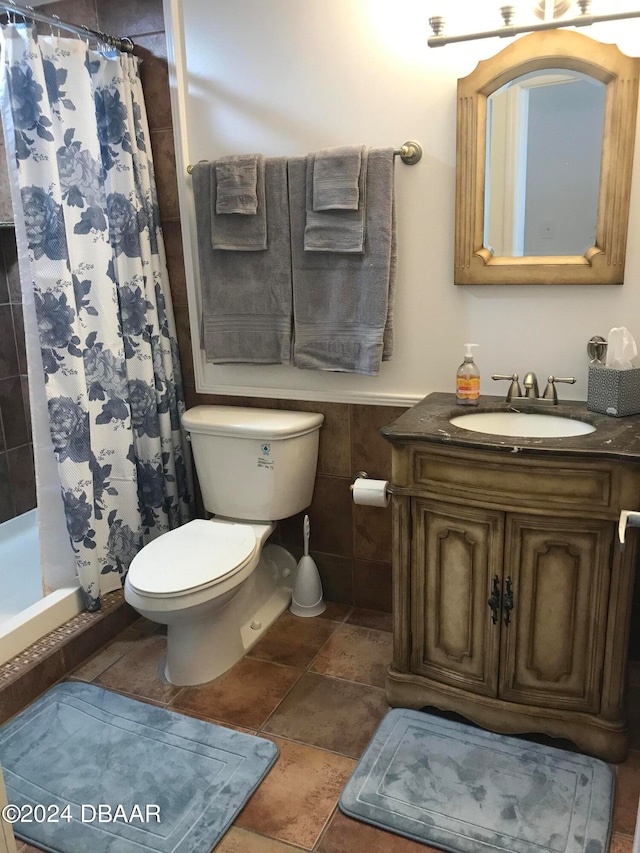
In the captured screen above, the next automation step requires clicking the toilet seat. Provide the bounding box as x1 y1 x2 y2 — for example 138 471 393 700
126 519 257 598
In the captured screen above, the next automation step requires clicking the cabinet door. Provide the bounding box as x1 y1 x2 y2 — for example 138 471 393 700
411 498 504 697
499 515 612 712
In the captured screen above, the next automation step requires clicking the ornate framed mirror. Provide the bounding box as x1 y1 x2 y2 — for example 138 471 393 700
455 30 640 285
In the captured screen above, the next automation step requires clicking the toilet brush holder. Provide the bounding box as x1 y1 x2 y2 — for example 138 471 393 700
290 515 325 617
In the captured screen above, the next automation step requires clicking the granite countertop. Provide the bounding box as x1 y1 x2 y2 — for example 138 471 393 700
381 392 640 461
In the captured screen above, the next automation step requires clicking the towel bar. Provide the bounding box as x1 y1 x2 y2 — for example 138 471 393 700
186 140 423 174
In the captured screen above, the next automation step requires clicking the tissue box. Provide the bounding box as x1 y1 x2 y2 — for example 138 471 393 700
587 364 640 416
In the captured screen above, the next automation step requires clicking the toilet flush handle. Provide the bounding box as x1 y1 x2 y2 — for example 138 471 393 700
618 510 640 550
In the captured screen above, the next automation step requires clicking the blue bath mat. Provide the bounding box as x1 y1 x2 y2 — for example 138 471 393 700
339 708 614 853
0 681 278 852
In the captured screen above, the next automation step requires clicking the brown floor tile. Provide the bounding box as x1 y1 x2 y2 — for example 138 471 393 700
318 810 438 853
95 635 181 703
217 826 306 851
347 608 393 632
166 705 257 735
311 625 392 688
235 736 355 850
127 618 158 637
172 657 302 729
610 833 634 853
613 750 640 836
262 672 388 758
322 602 352 622
248 612 340 669
71 627 143 681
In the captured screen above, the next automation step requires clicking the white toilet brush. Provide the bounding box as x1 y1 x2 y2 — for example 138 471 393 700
290 515 326 617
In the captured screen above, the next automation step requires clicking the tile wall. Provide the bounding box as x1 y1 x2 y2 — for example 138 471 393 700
0 228 35 523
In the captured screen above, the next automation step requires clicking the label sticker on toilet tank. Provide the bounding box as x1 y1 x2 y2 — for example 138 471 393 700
258 442 274 470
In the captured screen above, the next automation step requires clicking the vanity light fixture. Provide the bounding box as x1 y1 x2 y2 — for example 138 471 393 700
428 0 640 47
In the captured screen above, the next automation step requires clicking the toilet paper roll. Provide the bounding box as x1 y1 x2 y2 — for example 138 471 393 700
352 477 390 508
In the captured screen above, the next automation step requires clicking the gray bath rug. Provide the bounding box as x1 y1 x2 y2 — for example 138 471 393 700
339 708 614 853
0 681 278 852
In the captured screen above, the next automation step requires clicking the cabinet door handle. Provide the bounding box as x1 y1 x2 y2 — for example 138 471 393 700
487 575 501 625
503 576 514 626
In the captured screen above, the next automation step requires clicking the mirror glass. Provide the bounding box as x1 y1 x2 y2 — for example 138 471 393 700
484 69 606 258
455 30 640 286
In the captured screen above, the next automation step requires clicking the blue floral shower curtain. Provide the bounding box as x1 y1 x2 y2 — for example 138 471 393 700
0 22 193 610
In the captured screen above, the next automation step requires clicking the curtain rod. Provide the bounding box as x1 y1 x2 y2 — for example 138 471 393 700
186 140 424 172
0 1 135 53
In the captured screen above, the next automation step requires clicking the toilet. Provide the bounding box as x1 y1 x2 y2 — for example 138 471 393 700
124 405 324 686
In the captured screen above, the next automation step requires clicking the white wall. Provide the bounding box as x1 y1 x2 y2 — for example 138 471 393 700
166 0 640 405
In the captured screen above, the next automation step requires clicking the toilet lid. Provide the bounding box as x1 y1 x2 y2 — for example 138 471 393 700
127 519 257 596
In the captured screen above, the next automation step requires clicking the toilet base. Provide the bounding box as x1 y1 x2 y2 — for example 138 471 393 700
164 544 295 686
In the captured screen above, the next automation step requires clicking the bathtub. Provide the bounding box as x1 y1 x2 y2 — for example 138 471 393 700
0 509 83 666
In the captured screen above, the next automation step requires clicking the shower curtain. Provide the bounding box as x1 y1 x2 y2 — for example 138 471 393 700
0 22 193 610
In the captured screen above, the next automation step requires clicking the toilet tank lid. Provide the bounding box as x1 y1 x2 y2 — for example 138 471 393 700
182 406 324 439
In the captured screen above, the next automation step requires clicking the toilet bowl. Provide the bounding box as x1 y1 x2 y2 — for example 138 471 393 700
124 405 323 686
125 518 296 685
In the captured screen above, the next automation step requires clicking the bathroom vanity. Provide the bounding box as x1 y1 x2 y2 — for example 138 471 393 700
382 392 640 761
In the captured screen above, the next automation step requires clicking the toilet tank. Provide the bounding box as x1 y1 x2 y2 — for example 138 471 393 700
182 406 324 521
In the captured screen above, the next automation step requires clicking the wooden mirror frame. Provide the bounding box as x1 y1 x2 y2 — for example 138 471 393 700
455 30 640 285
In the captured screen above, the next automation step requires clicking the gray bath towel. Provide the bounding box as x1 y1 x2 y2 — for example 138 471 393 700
304 148 368 253
289 148 396 375
211 154 267 250
215 154 260 214
192 157 292 363
313 145 365 210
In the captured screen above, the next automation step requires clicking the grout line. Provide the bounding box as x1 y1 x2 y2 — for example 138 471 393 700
255 730 359 765
254 619 350 734
231 826 309 851
312 803 340 853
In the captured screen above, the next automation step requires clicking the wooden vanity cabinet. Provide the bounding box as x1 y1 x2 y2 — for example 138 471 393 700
386 442 640 762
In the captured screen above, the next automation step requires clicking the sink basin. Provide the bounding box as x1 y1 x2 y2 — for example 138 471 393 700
449 411 596 438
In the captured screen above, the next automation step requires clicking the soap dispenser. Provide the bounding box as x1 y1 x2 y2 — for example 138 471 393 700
456 343 480 406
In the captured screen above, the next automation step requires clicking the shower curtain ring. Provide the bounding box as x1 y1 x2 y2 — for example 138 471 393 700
49 13 62 38
6 0 26 25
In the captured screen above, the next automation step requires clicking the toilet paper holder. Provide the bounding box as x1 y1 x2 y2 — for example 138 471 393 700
350 471 393 497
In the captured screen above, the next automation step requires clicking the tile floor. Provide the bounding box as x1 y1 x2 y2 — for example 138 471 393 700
11 603 640 853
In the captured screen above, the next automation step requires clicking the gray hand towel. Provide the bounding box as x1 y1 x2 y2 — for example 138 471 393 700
313 145 365 210
211 154 267 250
304 148 368 253
289 148 396 375
192 157 292 364
215 154 260 214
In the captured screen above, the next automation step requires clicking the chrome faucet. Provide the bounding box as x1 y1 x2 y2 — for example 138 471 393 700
492 373 522 402
523 372 539 398
492 372 576 405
